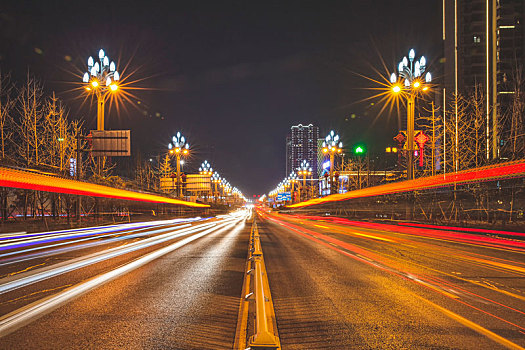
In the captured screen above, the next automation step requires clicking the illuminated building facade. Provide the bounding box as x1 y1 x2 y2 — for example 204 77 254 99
443 0 524 159
285 124 319 177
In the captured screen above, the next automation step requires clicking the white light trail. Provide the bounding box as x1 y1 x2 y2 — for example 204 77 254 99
0 214 247 337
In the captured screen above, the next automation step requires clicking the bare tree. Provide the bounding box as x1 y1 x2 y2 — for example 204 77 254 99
135 158 156 191
505 67 525 159
443 93 481 172
43 92 77 173
469 84 487 167
0 71 15 161
157 154 173 193
16 73 45 167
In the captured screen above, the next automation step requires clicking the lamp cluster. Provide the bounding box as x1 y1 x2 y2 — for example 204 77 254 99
168 132 190 155
322 130 343 154
390 49 431 93
297 160 312 177
199 160 212 175
83 49 120 92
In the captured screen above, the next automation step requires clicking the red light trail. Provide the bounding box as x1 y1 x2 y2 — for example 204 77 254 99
0 167 209 208
288 160 525 208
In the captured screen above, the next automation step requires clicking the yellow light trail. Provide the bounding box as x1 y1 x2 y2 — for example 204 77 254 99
412 293 525 350
0 167 208 208
288 160 525 208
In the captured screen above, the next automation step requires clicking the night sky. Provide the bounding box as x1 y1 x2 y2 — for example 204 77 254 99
0 0 441 196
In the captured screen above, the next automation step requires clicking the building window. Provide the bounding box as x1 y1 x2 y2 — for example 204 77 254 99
473 36 481 43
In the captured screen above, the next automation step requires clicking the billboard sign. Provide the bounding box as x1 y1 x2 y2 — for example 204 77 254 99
277 192 291 201
91 130 131 157
69 158 76 177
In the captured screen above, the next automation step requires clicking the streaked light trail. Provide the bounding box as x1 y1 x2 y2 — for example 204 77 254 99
0 167 209 207
0 210 250 337
288 160 525 208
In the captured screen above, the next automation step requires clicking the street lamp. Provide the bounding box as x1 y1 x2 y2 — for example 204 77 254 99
288 172 299 203
199 160 213 200
168 132 190 198
82 49 120 131
199 160 213 175
322 130 343 195
297 160 312 201
211 172 221 203
390 48 432 180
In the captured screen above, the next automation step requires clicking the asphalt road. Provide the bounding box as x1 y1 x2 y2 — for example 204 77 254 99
1 207 524 349
0 210 251 349
257 210 525 349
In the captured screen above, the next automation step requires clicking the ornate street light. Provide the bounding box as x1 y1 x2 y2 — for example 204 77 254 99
211 172 221 203
82 49 120 131
199 160 213 175
199 160 213 200
297 160 312 201
322 130 343 195
390 48 432 180
168 132 190 197
288 172 299 203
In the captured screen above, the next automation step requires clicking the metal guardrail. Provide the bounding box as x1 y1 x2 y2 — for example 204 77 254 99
246 219 280 349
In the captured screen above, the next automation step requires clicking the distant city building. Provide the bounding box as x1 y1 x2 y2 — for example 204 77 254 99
285 124 319 177
443 0 524 159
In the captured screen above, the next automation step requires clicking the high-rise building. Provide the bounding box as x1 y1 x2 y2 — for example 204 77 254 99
443 0 524 159
285 124 319 177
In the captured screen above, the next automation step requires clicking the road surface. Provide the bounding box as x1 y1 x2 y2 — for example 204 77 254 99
258 210 525 349
1 208 524 349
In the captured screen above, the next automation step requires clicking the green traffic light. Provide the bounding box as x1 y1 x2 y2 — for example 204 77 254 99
354 145 365 154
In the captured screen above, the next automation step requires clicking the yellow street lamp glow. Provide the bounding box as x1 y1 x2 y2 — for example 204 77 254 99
85 87 91 91
422 86 429 91
109 83 118 91
392 85 401 93
91 80 99 88
413 81 420 88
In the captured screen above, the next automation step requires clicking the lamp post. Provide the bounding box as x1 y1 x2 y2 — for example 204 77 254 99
199 160 213 201
288 172 299 203
168 132 189 198
390 48 431 180
297 160 312 201
211 172 221 203
322 130 343 195
283 178 291 204
82 49 120 131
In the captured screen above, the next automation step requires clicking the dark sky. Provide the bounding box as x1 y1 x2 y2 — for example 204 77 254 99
0 0 441 196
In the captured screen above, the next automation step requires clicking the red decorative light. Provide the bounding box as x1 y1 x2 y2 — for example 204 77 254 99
414 131 430 167
414 131 429 148
393 132 406 144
